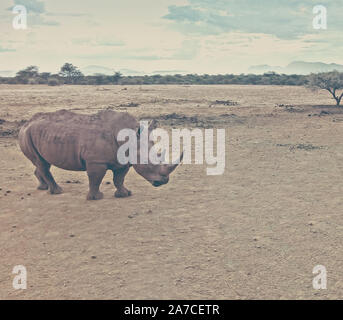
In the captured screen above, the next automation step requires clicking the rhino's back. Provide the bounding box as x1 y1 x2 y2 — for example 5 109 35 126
23 109 138 132
19 109 138 170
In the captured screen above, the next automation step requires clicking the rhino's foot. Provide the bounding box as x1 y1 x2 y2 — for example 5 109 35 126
49 185 63 195
115 189 132 198
87 191 104 201
37 183 48 190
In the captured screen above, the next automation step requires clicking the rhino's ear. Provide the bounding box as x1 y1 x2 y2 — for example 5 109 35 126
148 119 157 132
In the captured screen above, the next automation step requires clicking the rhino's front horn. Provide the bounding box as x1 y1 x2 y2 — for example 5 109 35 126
167 151 184 174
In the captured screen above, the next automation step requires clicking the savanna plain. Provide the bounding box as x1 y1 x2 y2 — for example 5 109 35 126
0 84 342 299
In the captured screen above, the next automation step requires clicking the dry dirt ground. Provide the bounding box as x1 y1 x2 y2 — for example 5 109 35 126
0 84 342 299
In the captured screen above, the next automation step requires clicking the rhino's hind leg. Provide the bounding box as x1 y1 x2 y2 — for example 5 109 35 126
113 167 132 198
20 131 62 194
86 163 106 200
36 163 63 195
34 169 48 190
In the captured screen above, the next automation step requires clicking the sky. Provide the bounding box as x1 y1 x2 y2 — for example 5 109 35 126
0 0 342 75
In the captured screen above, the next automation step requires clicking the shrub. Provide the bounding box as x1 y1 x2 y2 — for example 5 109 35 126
48 78 60 86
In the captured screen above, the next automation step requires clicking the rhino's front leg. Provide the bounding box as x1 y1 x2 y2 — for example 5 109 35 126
113 166 132 198
86 163 107 200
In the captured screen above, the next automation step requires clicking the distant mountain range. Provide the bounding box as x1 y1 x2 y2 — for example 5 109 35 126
249 61 343 75
80 65 146 76
80 65 187 76
83 62 343 76
81 65 114 75
0 70 16 77
1 61 343 78
0 66 188 77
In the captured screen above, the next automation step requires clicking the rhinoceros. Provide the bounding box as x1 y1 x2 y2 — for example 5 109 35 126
18 109 183 200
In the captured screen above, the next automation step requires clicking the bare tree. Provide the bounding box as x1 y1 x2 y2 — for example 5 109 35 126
307 71 343 106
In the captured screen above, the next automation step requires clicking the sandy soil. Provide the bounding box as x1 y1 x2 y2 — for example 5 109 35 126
0 84 342 299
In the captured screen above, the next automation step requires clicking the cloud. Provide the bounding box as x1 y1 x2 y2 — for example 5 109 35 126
46 12 90 18
120 40 200 61
97 40 125 47
72 38 125 47
170 39 200 60
11 0 45 13
164 5 203 22
0 46 16 53
163 0 343 40
30 14 60 26
125 54 162 61
73 37 200 62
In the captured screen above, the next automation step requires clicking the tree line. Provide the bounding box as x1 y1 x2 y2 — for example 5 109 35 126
1 63 342 105
0 63 308 86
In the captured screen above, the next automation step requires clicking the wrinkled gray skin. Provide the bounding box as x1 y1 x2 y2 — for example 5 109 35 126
19 110 183 200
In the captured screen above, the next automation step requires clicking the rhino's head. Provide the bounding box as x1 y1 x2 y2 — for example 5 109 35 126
132 120 183 187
